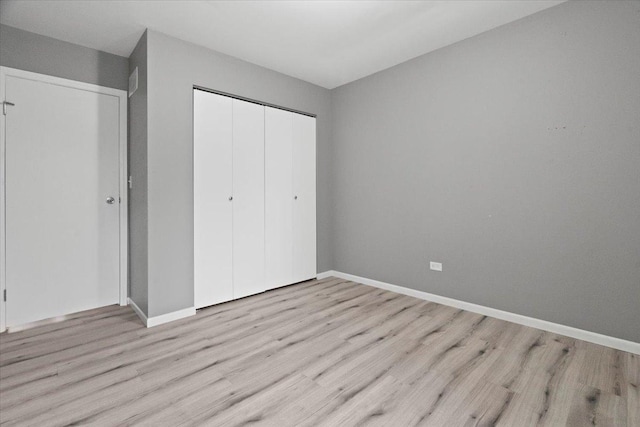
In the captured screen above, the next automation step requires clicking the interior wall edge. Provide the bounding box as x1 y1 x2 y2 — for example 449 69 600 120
127 30 150 317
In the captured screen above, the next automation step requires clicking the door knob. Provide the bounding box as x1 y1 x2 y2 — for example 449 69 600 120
294 195 298 200
229 196 233 201
106 197 116 204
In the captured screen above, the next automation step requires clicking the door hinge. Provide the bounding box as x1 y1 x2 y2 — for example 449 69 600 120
3 289 6 302
2 101 15 115
128 176 133 189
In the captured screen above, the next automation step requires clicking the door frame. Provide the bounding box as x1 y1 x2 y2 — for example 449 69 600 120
0 66 128 332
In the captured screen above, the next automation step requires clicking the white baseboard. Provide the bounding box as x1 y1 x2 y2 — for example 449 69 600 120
128 298 148 326
147 306 195 327
128 298 195 328
316 271 337 280
317 270 640 355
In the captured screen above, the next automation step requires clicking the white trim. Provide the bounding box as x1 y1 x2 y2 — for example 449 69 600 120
0 67 128 332
317 270 640 355
316 271 335 280
0 68 6 333
128 297 148 326
128 298 196 328
117 78 128 307
147 306 196 327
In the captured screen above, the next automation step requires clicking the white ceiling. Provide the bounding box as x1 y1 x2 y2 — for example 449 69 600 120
0 0 565 89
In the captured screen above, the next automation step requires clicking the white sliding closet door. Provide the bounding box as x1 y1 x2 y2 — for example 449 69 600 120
265 107 293 290
194 91 233 308
292 114 317 283
232 100 265 299
195 89 315 305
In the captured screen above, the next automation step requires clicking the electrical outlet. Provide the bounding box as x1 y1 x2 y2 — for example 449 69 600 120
430 261 443 272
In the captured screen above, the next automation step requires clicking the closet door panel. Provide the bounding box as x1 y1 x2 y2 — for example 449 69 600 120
194 90 233 308
232 99 265 298
265 107 294 290
292 114 317 283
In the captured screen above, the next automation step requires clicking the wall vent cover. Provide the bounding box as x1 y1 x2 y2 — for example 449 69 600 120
129 67 138 98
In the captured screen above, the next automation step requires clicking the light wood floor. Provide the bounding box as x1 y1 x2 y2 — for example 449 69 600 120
1 277 638 426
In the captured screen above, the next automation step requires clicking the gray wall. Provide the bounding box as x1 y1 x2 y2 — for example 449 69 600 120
330 0 640 342
145 30 332 317
0 24 128 91
128 32 149 315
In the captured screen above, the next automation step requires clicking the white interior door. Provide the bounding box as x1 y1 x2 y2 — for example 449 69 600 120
292 113 317 283
194 90 233 308
265 107 294 290
232 99 265 299
3 73 122 327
